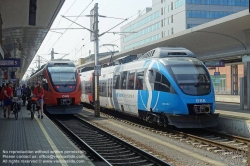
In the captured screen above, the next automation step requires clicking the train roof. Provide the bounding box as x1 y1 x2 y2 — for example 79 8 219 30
138 47 195 60
30 59 75 78
47 59 75 67
160 57 203 66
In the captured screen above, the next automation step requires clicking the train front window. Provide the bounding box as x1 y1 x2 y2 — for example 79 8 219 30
48 67 76 84
48 67 77 92
169 65 211 95
50 72 76 84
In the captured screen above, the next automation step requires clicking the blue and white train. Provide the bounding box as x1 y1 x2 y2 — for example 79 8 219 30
80 47 218 128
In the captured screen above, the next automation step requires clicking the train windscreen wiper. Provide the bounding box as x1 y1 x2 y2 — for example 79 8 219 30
194 75 204 87
64 77 75 87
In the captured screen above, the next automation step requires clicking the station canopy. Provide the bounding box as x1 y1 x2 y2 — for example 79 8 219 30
0 0 65 80
77 10 250 70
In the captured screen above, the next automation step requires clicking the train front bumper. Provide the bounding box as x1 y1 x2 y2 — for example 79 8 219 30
166 113 219 128
45 104 83 114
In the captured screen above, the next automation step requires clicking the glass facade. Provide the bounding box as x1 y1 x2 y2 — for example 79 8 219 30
187 24 200 28
122 0 248 50
211 74 226 92
187 0 249 6
124 34 161 50
124 11 160 32
187 10 235 19
175 0 185 8
124 22 161 43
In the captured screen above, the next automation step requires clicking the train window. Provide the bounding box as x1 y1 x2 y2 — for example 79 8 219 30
108 78 112 97
154 71 175 93
42 78 49 91
114 74 120 89
99 82 106 96
161 74 171 92
155 72 161 82
121 71 127 89
170 65 210 95
87 83 91 93
135 70 144 90
103 82 106 97
127 71 135 90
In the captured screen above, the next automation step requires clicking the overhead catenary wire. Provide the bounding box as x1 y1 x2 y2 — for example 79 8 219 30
40 0 77 53
62 2 158 61
45 0 94 55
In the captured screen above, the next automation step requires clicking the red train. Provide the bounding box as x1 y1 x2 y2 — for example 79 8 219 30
27 59 82 114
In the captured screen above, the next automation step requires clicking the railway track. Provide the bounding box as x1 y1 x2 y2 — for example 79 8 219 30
50 114 171 166
81 106 249 164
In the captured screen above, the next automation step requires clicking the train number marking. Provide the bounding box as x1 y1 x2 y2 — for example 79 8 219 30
62 95 69 98
196 99 206 103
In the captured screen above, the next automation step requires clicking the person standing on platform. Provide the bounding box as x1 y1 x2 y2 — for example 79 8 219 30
3 81 13 119
26 86 31 99
0 83 6 107
12 83 16 97
22 84 27 106
15 83 22 100
32 81 44 119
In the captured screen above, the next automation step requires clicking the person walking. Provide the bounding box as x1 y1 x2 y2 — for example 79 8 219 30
3 81 13 119
32 81 44 119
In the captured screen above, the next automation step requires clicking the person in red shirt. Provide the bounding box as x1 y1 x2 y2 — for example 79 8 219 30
32 81 44 119
3 81 13 119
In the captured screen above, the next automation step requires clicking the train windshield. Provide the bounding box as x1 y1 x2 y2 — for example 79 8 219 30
48 67 77 92
168 65 211 95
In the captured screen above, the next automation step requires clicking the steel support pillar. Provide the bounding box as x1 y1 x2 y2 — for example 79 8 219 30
243 29 250 110
0 13 2 46
0 14 3 85
231 65 238 95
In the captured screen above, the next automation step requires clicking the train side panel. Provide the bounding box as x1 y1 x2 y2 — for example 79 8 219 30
28 60 83 114
80 47 218 128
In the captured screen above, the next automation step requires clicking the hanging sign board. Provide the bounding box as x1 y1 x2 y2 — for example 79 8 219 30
204 60 225 67
0 45 4 59
242 56 250 62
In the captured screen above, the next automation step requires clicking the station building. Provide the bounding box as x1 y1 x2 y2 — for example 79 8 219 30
121 0 248 51
120 0 249 94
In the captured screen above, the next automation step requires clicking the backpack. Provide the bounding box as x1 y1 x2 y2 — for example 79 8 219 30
0 89 5 100
26 98 32 110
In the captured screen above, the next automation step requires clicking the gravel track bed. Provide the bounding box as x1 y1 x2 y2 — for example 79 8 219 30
78 109 245 166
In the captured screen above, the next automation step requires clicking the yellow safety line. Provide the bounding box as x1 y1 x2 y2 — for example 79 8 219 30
35 116 68 166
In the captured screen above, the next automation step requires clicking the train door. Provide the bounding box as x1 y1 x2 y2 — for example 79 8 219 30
113 73 121 111
126 70 138 114
136 69 148 111
90 72 95 104
107 73 114 108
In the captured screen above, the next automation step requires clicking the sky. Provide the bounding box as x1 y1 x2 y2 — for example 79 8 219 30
26 0 152 75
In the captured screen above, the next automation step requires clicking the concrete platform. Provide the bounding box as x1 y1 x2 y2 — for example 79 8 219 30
0 105 94 166
215 94 240 103
214 95 250 138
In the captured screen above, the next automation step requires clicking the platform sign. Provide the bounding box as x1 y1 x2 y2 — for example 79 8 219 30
214 72 220 76
242 56 250 62
90 3 98 41
0 45 4 59
94 65 101 76
0 58 21 67
204 60 225 67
